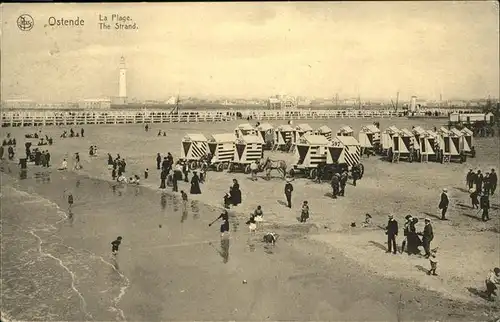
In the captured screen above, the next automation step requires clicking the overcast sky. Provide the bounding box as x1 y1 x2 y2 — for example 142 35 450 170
1 2 498 102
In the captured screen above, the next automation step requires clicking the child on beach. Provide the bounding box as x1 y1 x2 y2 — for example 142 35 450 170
361 213 372 227
111 236 123 256
144 168 149 179
246 213 257 234
300 201 310 223
427 248 438 276
470 189 479 209
181 190 188 208
67 193 74 210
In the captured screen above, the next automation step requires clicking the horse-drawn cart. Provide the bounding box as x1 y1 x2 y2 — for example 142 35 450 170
289 134 329 179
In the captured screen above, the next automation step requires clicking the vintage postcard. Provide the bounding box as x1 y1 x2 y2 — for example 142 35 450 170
1 2 499 321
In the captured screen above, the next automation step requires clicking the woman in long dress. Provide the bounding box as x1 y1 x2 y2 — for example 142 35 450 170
190 171 201 194
230 179 241 206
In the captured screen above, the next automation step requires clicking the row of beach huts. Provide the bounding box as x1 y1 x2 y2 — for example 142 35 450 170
179 122 475 178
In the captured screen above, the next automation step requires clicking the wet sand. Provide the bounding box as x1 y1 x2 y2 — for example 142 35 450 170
1 161 496 321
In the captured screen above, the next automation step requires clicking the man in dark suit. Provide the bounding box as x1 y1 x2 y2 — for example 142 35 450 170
421 218 434 258
438 188 449 220
476 170 484 192
466 169 474 190
385 214 398 254
284 178 294 208
490 169 497 195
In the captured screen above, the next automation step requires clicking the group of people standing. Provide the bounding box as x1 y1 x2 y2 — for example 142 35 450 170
466 168 497 221
156 152 203 195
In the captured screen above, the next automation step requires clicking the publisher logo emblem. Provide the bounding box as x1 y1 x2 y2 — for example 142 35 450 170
17 14 34 31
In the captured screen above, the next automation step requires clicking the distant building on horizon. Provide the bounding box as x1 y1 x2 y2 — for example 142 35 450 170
79 98 111 109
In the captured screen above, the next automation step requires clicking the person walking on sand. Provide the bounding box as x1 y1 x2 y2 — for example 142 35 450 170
485 267 500 301
427 248 439 276
490 169 497 195
111 236 122 256
466 169 475 190
385 214 398 254
67 192 74 211
230 179 241 206
159 169 167 189
284 178 294 208
401 215 412 254
182 162 190 182
190 171 201 194
480 191 490 222
420 218 434 258
300 201 310 223
470 189 479 209
438 188 449 220
156 153 162 170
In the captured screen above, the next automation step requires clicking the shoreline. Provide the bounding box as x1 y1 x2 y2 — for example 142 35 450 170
5 159 497 309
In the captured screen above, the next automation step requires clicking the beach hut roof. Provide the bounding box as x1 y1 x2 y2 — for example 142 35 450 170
209 133 237 143
461 127 473 136
364 124 380 133
277 124 294 132
256 123 273 131
399 128 414 137
236 135 264 144
296 123 314 132
183 133 207 142
449 128 463 137
297 133 330 146
385 126 399 133
425 130 438 138
333 135 360 146
316 125 332 133
438 127 450 135
338 125 354 133
237 123 255 130
412 126 426 135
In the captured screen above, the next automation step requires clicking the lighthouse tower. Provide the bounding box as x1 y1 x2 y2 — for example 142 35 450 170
119 56 127 100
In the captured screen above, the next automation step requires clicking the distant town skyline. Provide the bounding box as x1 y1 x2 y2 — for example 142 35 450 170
1 2 499 103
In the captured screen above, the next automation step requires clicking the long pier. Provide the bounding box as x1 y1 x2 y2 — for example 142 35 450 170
0 108 469 127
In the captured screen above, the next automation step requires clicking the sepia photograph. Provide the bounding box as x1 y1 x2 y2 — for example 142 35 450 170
0 2 499 321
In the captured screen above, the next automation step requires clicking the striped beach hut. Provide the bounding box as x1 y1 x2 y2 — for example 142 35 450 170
234 123 257 138
381 126 400 153
289 134 330 178
358 124 381 152
315 125 332 141
437 127 462 163
337 125 354 137
419 130 438 162
293 123 314 143
391 128 415 162
230 135 264 173
180 133 208 167
256 123 274 150
460 127 474 156
274 124 294 151
207 133 236 171
327 136 361 169
411 126 427 150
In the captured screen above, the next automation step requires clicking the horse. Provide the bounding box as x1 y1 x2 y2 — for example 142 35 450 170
261 157 287 179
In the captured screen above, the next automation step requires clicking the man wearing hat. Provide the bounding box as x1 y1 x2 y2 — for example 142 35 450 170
330 173 340 199
401 215 413 254
421 218 434 258
466 169 475 190
438 188 449 220
480 191 490 222
385 214 399 254
490 169 497 195
284 178 294 208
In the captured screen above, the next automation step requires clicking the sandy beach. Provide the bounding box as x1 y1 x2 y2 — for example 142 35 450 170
1 118 499 321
